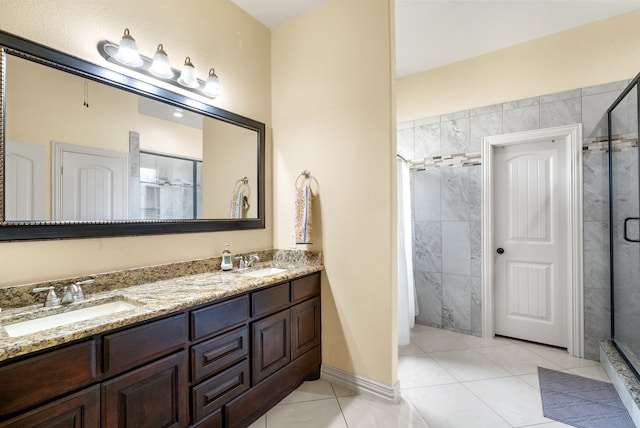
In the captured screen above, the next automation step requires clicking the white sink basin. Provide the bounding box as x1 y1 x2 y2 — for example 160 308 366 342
242 268 287 278
3 300 138 338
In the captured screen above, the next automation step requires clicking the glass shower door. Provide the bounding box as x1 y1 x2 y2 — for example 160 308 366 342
609 77 640 377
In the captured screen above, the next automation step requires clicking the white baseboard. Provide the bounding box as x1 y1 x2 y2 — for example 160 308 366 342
320 364 400 403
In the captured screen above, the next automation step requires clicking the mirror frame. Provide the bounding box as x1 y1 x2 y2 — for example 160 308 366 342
0 30 265 241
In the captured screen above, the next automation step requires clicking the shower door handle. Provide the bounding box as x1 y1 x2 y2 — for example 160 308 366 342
623 217 640 242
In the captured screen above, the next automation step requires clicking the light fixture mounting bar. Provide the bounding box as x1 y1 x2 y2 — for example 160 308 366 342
97 40 215 99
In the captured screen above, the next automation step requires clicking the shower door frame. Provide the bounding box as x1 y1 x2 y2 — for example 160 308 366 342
608 71 640 381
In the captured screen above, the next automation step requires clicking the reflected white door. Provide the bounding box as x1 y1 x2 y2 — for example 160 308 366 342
53 143 128 221
5 140 46 220
494 139 567 347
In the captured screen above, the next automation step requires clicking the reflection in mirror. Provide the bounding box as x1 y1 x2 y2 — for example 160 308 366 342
4 53 258 223
139 151 202 220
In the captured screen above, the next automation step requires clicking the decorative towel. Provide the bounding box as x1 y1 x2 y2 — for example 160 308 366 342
229 190 243 219
230 177 250 219
295 183 314 244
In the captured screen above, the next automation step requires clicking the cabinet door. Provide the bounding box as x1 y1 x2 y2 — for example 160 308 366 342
0 385 99 428
291 297 321 360
101 351 188 428
251 310 290 385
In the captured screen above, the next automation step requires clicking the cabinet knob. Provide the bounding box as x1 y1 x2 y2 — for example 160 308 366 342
496 248 504 254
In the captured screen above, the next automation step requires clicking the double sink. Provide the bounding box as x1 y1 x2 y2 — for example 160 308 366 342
2 266 287 338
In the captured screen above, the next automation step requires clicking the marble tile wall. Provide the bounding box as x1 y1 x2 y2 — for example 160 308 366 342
401 79 632 359
411 166 482 336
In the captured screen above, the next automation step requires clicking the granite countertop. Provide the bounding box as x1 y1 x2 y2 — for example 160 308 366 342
0 261 322 363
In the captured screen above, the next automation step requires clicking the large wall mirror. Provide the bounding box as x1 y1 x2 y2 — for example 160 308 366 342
0 30 265 241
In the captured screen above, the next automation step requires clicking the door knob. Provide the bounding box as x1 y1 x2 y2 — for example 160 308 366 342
496 248 504 254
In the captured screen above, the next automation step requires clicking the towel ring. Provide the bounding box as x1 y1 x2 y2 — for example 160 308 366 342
295 170 319 193
234 177 250 199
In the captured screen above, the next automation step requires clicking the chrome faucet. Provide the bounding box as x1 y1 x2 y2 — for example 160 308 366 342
60 279 93 304
235 254 260 269
32 286 60 307
246 254 260 267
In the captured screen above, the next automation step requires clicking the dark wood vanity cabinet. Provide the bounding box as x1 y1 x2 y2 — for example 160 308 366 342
226 273 322 428
0 314 189 428
0 271 321 428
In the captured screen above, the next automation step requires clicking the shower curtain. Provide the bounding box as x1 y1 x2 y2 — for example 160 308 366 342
397 157 417 346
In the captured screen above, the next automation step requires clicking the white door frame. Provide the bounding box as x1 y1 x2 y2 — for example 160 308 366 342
481 124 584 357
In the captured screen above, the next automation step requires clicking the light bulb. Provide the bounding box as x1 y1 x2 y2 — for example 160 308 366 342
177 57 199 89
203 68 221 98
114 28 143 67
149 44 174 79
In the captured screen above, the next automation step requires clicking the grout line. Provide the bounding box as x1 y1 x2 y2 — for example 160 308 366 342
333 396 351 428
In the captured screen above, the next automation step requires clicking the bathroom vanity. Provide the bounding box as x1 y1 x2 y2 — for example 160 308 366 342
0 265 321 427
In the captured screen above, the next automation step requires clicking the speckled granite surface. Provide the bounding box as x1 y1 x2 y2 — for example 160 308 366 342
0 249 322 362
600 340 640 426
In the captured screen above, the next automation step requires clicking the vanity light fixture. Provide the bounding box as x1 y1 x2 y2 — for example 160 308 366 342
148 44 174 79
98 29 221 99
114 28 143 67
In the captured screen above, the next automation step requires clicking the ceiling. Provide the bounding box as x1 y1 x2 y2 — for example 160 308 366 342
231 0 640 78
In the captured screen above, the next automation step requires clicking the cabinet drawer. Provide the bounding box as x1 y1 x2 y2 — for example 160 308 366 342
251 283 289 318
191 296 249 341
0 340 96 419
291 272 320 303
192 408 222 428
191 326 248 383
103 313 186 377
192 360 250 423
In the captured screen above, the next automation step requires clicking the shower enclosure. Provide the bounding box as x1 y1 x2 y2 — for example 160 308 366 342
609 72 640 380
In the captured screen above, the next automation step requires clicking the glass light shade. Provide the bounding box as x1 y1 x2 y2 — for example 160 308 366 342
202 68 221 98
149 44 174 79
114 28 143 67
177 57 199 89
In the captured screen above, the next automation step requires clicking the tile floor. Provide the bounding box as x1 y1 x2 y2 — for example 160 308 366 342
249 324 612 428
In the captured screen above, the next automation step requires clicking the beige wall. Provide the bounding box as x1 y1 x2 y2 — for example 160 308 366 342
272 0 397 386
138 114 203 159
397 10 640 122
7 55 138 153
0 0 272 287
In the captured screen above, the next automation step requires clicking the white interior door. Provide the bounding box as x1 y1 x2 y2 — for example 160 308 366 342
494 139 568 347
53 143 128 221
5 140 46 220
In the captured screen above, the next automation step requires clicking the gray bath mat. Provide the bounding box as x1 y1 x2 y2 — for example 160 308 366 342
538 366 635 428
